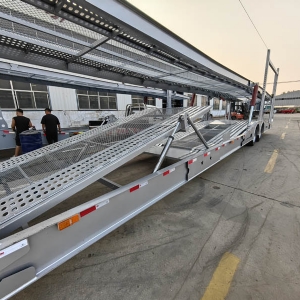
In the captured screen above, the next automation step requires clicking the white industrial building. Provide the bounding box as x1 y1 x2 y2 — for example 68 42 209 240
275 90 300 107
0 79 226 129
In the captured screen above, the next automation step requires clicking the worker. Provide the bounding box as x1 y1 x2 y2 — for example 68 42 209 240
41 108 61 144
11 108 33 157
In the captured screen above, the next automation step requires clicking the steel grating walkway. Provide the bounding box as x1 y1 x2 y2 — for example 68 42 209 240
0 106 210 236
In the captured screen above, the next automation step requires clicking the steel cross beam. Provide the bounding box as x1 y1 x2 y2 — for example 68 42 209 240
67 36 111 64
0 58 188 99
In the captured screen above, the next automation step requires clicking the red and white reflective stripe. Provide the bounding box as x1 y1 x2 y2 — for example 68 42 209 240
58 200 109 230
215 147 220 151
129 181 148 193
204 152 210 157
80 199 110 217
2 130 10 134
188 158 197 165
222 144 226 147
163 168 175 176
0 239 28 259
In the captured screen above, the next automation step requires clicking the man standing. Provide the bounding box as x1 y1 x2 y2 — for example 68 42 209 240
41 108 61 144
11 108 33 156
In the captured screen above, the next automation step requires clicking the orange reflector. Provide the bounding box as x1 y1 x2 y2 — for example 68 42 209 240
230 140 235 144
58 214 80 231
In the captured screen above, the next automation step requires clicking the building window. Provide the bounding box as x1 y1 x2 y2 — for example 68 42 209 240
201 96 207 107
146 97 155 106
221 100 226 110
132 95 144 104
13 81 49 109
0 79 15 108
131 96 156 106
77 90 117 110
213 98 220 110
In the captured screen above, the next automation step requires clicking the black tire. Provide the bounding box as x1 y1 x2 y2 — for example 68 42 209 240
248 134 256 146
255 126 261 142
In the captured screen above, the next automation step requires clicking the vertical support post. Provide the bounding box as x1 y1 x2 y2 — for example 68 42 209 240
259 49 271 121
205 96 211 120
248 84 259 125
190 93 196 106
227 101 231 120
269 68 279 126
166 90 172 109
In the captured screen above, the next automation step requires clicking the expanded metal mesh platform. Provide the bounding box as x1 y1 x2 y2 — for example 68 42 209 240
151 119 249 159
180 120 249 157
0 0 256 100
0 106 209 235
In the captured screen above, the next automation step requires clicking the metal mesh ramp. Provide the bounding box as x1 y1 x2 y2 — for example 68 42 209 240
152 120 249 159
0 106 209 235
175 120 248 152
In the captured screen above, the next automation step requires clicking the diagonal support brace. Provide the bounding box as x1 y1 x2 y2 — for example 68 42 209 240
186 116 209 149
153 118 182 173
67 36 110 63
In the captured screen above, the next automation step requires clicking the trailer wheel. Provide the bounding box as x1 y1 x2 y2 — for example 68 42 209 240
255 126 261 142
248 134 256 146
248 126 259 146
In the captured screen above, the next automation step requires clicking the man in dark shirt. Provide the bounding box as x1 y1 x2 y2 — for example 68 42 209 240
11 108 33 156
41 108 61 144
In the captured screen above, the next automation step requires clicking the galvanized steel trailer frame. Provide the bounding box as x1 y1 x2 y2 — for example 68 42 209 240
0 116 261 300
0 0 280 298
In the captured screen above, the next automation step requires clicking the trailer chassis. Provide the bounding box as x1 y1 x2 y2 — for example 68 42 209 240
0 116 261 299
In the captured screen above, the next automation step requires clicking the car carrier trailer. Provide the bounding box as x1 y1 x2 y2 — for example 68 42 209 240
0 0 279 298
0 102 278 299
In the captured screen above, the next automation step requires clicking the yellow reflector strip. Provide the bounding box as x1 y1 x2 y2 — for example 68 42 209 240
58 214 80 231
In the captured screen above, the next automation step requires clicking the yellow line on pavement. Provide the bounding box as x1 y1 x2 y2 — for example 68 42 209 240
264 149 279 173
280 133 286 140
201 252 240 300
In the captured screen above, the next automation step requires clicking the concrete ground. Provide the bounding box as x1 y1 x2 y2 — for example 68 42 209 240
6 113 300 300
